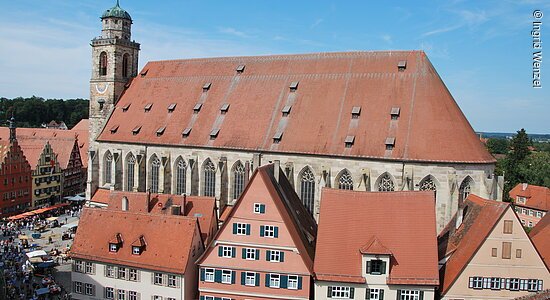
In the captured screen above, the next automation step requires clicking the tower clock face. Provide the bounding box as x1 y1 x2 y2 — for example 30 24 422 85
95 82 110 94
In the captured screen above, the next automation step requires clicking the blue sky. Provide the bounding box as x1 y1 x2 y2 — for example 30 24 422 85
0 0 548 133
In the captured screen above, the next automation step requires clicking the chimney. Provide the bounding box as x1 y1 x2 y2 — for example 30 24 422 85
171 205 182 216
274 160 280 182
522 183 528 191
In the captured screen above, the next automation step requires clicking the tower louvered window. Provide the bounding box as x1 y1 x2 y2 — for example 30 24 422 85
203 160 216 197
122 53 129 77
233 162 245 200
150 156 160 193
126 155 135 191
99 52 108 76
300 168 315 216
338 170 353 190
104 152 113 184
378 173 395 192
175 159 186 195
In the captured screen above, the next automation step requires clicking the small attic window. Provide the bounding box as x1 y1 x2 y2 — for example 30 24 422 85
282 105 292 117
220 103 230 114
289 81 299 91
131 236 146 255
351 106 361 119
144 103 153 112
385 137 396 150
109 233 123 252
236 65 245 73
156 126 166 136
122 103 131 112
345 135 355 148
140 69 148 77
210 128 220 139
167 103 177 112
273 131 283 144
182 127 192 138
132 126 142 135
109 243 119 252
203 82 212 91
398 60 407 71
110 125 119 134
193 103 202 113
390 107 400 120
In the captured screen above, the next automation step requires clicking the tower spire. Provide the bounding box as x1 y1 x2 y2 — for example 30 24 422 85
8 115 16 142
116 0 120 7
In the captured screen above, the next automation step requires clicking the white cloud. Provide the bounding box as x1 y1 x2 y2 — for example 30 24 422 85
310 18 324 29
218 27 252 38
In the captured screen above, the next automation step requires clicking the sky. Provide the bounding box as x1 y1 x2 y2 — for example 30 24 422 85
0 0 548 133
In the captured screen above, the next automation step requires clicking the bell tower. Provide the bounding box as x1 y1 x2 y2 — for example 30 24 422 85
88 1 140 199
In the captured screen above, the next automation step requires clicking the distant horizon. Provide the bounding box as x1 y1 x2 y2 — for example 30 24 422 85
0 0 548 133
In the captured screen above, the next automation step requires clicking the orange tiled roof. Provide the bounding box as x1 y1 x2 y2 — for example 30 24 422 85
530 212 550 269
97 51 494 164
510 183 550 212
314 189 439 285
437 195 509 294
359 236 393 255
71 206 200 274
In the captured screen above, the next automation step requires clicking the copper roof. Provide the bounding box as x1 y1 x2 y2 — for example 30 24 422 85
437 195 510 294
98 51 493 164
510 183 550 211
314 189 439 285
530 213 550 269
71 207 200 273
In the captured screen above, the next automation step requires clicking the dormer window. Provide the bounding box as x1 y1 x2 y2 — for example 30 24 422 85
109 233 123 252
131 236 146 255
351 106 361 119
367 259 386 275
385 137 395 150
109 243 119 252
132 246 141 255
390 107 400 120
398 60 407 72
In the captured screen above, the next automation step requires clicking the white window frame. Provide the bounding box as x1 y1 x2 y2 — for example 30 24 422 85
331 286 351 298
84 283 93 295
236 222 247 235
269 274 280 288
254 203 263 214
221 269 232 284
109 243 118 252
472 277 483 289
204 296 214 300
74 260 84 273
222 246 233 258
204 268 214 282
245 272 256 286
152 296 163 300
490 277 501 290
106 265 116 278
264 225 276 238
368 288 382 300
527 279 538 291
129 268 138 281
269 250 281 262
118 267 127 280
117 289 126 300
168 274 178 287
510 278 520 291
132 246 141 255
399 290 420 300
128 291 138 300
154 272 164 285
288 275 298 290
105 287 114 299
85 262 93 274
74 281 82 294
245 248 256 260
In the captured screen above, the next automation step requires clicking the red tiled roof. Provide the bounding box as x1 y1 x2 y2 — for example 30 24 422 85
510 183 550 212
219 205 233 223
360 236 393 255
437 195 509 294
71 206 200 274
314 189 439 285
97 51 494 164
530 212 550 269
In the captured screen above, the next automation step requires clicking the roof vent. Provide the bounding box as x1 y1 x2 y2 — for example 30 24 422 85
203 82 212 91
273 131 283 144
144 103 153 112
182 127 192 138
156 126 166 136
391 107 400 120
289 81 299 91
210 129 220 139
351 106 361 119
167 103 177 112
193 103 202 113
344 135 355 148
282 105 292 117
236 65 245 73
140 69 148 77
110 125 119 134
220 103 230 114
398 60 407 71
122 103 131 112
132 126 142 135
385 137 395 150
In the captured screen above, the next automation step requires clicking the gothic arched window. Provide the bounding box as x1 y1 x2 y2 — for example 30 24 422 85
459 176 472 206
126 154 135 192
203 159 216 197
150 156 160 193
122 53 129 77
175 158 186 195
377 173 395 192
104 151 113 185
233 161 245 200
300 167 315 216
420 176 437 194
337 170 353 190
99 52 108 76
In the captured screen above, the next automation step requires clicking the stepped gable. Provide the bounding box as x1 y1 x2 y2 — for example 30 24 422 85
98 51 494 164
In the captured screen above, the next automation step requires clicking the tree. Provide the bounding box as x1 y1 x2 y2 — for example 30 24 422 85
503 129 532 201
486 138 509 154
519 152 550 188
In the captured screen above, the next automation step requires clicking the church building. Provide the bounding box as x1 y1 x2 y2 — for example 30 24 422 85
87 2 502 230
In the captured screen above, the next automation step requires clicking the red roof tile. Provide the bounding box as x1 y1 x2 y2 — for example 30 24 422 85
510 183 550 211
360 236 393 255
437 195 509 294
314 189 439 285
530 212 550 269
71 206 201 274
98 51 493 164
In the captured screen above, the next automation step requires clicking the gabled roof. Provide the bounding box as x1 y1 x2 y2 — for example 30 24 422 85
71 206 199 274
437 195 509 294
314 189 439 285
530 212 550 269
510 183 550 211
197 164 317 271
98 51 494 164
